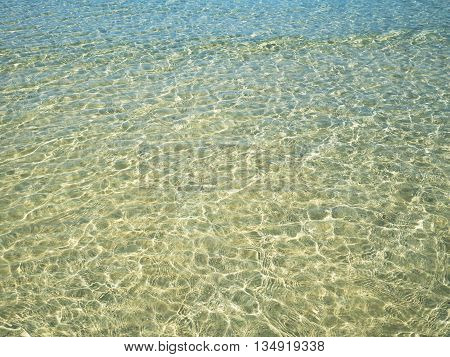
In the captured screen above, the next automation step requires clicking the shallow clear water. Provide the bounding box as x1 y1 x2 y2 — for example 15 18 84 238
0 0 449 336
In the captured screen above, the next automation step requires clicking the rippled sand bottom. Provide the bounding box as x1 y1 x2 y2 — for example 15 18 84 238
0 29 448 336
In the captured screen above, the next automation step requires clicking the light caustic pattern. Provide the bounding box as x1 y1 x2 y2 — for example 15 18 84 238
0 0 448 336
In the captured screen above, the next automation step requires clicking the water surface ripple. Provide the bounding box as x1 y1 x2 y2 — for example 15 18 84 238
0 0 449 336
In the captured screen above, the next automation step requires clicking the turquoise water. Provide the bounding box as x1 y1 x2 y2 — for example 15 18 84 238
0 0 449 336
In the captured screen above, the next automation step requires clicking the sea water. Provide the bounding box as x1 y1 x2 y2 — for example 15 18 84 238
0 0 448 336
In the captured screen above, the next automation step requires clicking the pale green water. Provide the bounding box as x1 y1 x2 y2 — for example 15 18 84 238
0 0 449 336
